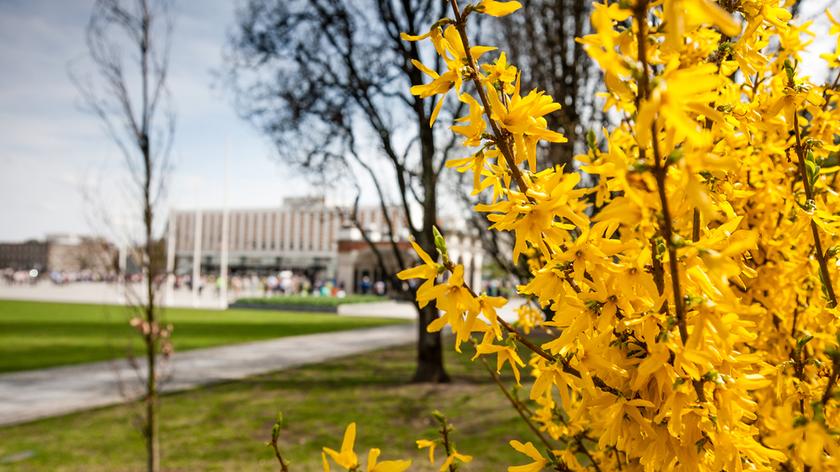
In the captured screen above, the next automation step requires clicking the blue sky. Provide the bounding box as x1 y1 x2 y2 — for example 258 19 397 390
0 0 316 241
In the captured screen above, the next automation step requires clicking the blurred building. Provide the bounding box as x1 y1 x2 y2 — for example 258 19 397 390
168 197 406 281
168 196 483 293
335 229 483 294
0 234 116 274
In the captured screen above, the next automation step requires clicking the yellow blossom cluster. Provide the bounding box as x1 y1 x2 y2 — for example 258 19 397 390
393 0 840 470
321 423 412 472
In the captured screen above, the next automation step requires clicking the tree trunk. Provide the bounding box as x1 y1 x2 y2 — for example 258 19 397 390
145 330 159 472
411 303 450 383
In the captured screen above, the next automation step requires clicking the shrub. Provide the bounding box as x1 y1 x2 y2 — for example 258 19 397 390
300 0 840 470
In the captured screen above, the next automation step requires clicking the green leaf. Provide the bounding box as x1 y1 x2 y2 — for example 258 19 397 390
432 226 448 260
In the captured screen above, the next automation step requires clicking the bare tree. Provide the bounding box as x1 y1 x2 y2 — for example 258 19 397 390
72 1 174 470
227 0 464 382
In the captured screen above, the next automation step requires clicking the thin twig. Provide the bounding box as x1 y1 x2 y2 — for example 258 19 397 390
438 415 457 472
448 0 532 197
497 317 623 397
634 0 689 344
269 426 290 472
574 436 603 472
477 354 557 452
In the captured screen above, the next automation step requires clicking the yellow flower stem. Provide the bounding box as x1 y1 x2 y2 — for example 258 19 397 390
687 208 709 401
448 0 531 197
450 0 564 264
634 2 708 403
650 127 689 343
634 0 690 345
436 415 457 472
441 259 623 397
633 0 651 102
692 209 701 243
574 435 603 472
269 420 290 472
478 351 580 472
497 316 623 397
792 111 837 307
792 100 840 410
475 349 560 455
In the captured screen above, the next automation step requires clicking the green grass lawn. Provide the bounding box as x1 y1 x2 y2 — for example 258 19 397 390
0 299 406 373
0 342 536 471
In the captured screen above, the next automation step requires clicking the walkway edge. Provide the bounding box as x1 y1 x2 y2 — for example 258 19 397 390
0 323 415 427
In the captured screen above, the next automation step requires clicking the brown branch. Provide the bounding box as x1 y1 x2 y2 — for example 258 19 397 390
574 435 603 472
496 316 623 397
476 354 559 455
633 0 689 345
650 128 688 344
436 414 458 472
448 0 532 196
269 417 290 472
345 136 408 271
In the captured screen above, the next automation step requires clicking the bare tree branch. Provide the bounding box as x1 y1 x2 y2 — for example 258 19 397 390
227 0 454 382
73 1 174 469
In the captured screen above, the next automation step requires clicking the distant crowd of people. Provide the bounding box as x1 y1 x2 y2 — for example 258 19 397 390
172 270 371 298
1 268 121 285
2 265 513 300
0 265 390 299
172 271 345 298
483 278 514 298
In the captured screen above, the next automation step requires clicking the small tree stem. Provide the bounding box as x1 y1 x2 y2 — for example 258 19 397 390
438 416 457 472
477 355 557 453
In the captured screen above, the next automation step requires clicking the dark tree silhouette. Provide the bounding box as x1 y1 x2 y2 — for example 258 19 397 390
227 0 467 382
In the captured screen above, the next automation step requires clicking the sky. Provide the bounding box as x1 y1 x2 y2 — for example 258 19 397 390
0 0 318 242
0 1 838 242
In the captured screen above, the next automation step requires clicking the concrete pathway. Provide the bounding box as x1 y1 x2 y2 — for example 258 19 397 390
0 281 237 309
338 299 524 323
337 300 416 318
0 323 415 427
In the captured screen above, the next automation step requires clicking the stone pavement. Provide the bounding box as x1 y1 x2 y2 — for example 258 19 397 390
0 281 237 309
0 323 415 426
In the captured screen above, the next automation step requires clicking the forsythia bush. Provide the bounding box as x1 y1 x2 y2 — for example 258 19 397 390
399 0 840 469
315 0 840 471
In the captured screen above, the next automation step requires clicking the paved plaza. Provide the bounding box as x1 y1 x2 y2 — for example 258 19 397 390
0 281 241 309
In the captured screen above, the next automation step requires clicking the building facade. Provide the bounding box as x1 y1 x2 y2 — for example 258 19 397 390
0 234 116 274
168 196 483 294
168 197 408 284
335 230 483 295
0 240 48 271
